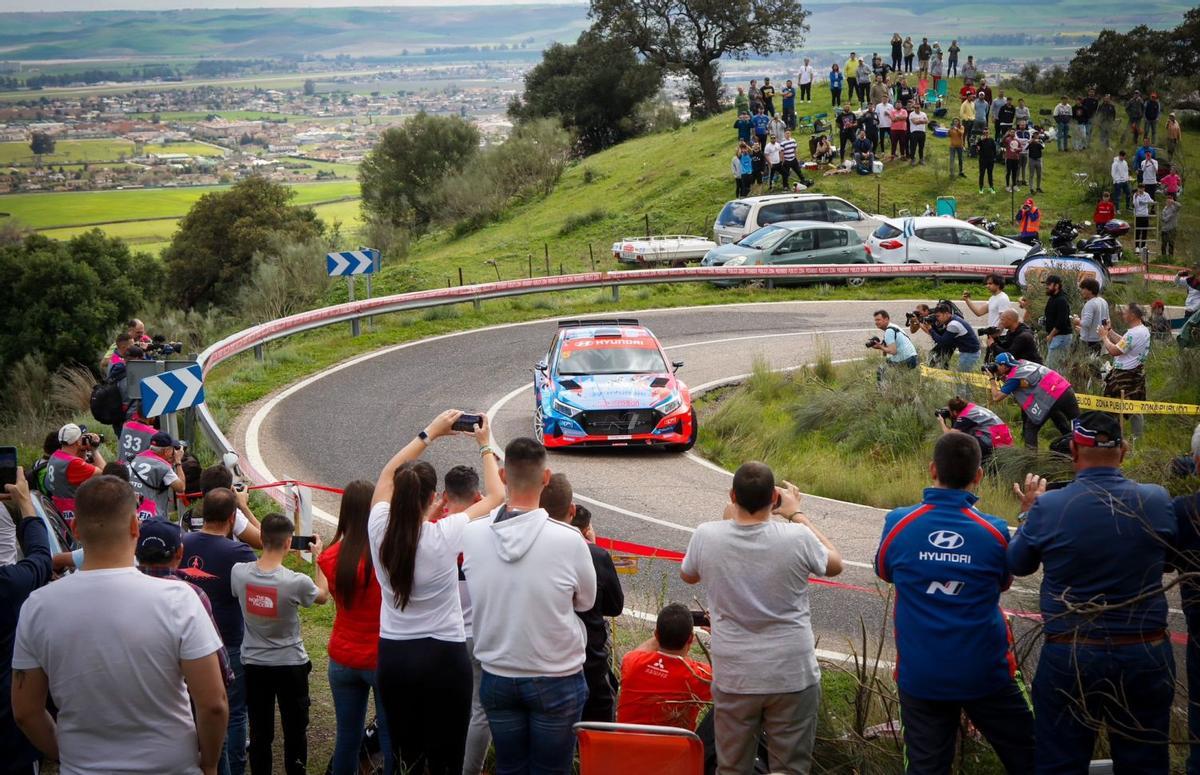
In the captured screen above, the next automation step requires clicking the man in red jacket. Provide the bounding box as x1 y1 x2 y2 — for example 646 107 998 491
1093 191 1116 227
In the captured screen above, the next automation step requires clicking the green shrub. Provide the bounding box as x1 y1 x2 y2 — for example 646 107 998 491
558 208 608 236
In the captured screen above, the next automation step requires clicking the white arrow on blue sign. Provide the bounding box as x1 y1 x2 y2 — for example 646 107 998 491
139 364 206 418
326 249 379 277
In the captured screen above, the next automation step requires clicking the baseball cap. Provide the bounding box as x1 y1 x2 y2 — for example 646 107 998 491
59 423 82 445
136 519 182 563
150 431 178 448
1072 412 1123 448
994 352 1018 367
1024 197 1035 207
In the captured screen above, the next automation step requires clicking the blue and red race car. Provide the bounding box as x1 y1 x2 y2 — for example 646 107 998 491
534 318 696 450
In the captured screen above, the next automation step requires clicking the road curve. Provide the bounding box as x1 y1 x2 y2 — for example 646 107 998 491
234 298 1184 663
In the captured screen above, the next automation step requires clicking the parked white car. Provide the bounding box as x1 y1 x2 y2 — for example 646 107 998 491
713 193 887 245
865 216 1031 267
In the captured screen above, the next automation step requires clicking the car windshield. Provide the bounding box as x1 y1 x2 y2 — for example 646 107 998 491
717 201 751 228
873 223 902 239
557 340 668 375
736 225 789 249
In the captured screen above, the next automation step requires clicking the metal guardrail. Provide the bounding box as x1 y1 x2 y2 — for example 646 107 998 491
187 261 1116 471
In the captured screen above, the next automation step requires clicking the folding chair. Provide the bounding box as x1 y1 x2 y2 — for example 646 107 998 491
575 722 704 775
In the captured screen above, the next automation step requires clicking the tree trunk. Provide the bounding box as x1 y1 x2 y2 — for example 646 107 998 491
691 60 723 118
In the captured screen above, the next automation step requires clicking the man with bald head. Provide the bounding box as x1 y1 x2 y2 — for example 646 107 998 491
682 462 843 774
994 308 1042 364
11 476 228 774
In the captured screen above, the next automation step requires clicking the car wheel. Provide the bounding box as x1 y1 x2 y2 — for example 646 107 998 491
846 275 867 287
533 404 545 445
667 408 698 452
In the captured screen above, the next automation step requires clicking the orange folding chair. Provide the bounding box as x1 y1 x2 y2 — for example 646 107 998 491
574 721 704 775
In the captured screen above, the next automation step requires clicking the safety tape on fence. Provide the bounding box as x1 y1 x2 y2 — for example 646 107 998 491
918 365 1200 415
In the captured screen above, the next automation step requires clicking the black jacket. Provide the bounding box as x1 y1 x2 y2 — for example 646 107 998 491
995 323 1043 364
0 516 53 770
1044 292 1072 337
577 543 624 674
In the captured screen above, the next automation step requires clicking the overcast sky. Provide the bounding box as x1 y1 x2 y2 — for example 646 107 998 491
1 0 582 10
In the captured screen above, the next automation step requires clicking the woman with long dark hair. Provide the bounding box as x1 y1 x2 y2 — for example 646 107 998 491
316 480 393 775
369 410 504 775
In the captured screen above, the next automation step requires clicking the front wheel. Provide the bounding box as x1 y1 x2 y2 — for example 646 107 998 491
846 274 867 287
666 408 698 452
533 404 545 445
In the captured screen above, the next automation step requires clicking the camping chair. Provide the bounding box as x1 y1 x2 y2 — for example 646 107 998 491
575 722 704 775
795 114 815 133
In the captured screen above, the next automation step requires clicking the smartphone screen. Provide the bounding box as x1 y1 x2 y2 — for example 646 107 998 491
290 535 314 551
452 414 483 433
0 446 17 487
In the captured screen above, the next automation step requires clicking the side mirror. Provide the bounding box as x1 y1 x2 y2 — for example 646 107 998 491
989 240 1003 250
672 360 685 370
534 360 548 372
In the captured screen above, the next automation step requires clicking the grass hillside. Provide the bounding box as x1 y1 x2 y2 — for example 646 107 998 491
372 81 1197 296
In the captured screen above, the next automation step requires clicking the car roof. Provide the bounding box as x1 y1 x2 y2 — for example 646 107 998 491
559 325 654 341
759 219 858 232
879 216 978 229
729 193 850 206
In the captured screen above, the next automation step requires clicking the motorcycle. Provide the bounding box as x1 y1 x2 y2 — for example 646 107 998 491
1025 218 1128 267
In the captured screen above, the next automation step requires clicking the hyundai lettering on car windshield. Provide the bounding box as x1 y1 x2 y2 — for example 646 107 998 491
736 225 789 250
557 336 668 375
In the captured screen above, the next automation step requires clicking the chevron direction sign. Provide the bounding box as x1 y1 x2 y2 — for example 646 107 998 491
326 248 380 277
139 364 206 418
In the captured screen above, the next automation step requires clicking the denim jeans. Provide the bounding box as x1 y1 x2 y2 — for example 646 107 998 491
480 670 588 775
223 645 248 775
1033 640 1174 774
1045 334 1073 370
329 659 393 775
1114 180 1132 210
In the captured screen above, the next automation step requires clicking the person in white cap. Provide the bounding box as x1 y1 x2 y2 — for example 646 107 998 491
45 423 106 524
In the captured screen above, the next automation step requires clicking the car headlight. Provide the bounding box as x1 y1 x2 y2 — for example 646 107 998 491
725 256 748 266
552 398 582 418
655 394 683 416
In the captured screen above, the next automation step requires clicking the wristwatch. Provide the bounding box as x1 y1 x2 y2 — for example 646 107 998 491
417 430 430 444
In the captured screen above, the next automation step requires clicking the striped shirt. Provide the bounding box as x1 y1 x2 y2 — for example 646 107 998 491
780 138 797 161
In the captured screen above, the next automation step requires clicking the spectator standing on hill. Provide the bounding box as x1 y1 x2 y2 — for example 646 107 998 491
747 80 761 114
1009 412 1176 773
991 90 1010 140
1093 190 1116 228
890 101 909 162
1140 154 1159 198
902 36 914 72
1053 96 1072 151
733 87 748 116
798 59 815 103
47 423 105 525
764 134 782 190
960 94 978 145
1075 278 1110 356
316 480 395 775
13 476 228 775
768 113 787 146
844 51 859 84
977 78 993 105
908 103 928 165
1099 303 1150 439
233 515 328 775
1001 130 1021 192
1162 165 1181 198
890 33 903 71
0 472 53 775
1135 136 1156 176
1162 193 1180 259
1112 150 1132 211
1040 274 1072 368
975 132 997 194
750 107 770 147
617 603 712 729
368 411 503 774
1134 184 1155 252
778 130 810 189
541 476 624 723
1014 119 1031 185
1145 92 1162 143
750 139 765 187
733 112 752 144
877 96 895 157
1096 94 1117 148
871 74 889 107
732 144 747 197
860 104 879 153
828 64 843 107
1126 91 1145 140
875 432 1035 774
463 436 597 775
961 56 978 82
760 78 776 117
974 93 990 149
837 105 859 161
682 467 842 775
781 80 796 129
738 143 753 196
1027 129 1045 194
947 40 960 77
855 58 871 104
917 37 932 73
183 487 258 775
930 53 944 93
1167 112 1182 159
1015 197 1041 244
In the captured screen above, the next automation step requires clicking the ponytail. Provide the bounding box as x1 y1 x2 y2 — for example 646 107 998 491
379 460 437 610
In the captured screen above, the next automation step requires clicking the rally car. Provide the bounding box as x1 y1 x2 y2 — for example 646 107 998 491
534 318 696 450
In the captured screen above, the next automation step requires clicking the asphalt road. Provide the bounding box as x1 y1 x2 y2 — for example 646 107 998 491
236 299 1187 667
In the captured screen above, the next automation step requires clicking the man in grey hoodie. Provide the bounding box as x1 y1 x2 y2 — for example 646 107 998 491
462 437 596 774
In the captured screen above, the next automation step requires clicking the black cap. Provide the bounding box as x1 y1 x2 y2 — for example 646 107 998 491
1072 412 1123 448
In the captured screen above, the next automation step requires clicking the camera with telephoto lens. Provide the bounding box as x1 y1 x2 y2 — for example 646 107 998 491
78 425 105 448
977 326 1001 337
865 336 882 348
905 311 936 327
143 335 185 358
934 407 952 420
981 362 1001 375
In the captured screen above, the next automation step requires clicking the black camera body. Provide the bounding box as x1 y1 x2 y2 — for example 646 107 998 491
981 362 1001 375
905 311 936 327
934 407 952 420
977 326 1001 337
144 335 185 358
865 336 882 348
78 424 105 448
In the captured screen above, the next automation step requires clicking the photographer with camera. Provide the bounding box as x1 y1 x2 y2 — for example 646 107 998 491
987 352 1080 450
928 302 982 377
992 309 1042 364
937 397 1014 463
46 423 107 525
870 310 919 380
128 431 187 521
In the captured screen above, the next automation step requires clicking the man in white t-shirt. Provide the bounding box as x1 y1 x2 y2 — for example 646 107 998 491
12 475 228 775
875 98 894 158
763 135 782 190
962 272 1012 356
908 103 929 164
1099 303 1151 438
462 437 596 775
682 464 842 774
797 58 815 102
1074 277 1110 354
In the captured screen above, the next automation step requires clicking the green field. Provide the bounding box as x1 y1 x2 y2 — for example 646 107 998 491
142 142 226 158
0 138 226 167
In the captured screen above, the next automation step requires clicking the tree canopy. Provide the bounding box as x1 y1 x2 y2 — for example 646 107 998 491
588 0 809 118
163 176 324 307
1066 7 1200 98
359 112 480 230
30 132 55 155
508 31 664 154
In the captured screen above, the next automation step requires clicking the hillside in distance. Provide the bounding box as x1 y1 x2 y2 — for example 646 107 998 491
0 1 1191 61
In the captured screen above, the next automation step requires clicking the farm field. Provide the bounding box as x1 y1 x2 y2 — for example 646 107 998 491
0 138 226 166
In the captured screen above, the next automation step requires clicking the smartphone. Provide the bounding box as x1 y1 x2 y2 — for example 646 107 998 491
290 535 314 551
0 446 16 488
1101 318 1110 327
690 609 711 628
452 413 484 433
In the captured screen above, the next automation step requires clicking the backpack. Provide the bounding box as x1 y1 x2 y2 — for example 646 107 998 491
90 362 126 426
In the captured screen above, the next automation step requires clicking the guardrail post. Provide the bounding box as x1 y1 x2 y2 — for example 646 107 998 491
473 298 482 313
351 317 361 337
611 284 620 301
253 344 264 362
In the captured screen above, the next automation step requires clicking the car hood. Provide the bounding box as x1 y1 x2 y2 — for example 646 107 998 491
701 242 765 266
552 373 676 410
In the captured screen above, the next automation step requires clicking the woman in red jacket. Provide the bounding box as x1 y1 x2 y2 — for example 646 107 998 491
1093 190 1116 227
317 480 394 775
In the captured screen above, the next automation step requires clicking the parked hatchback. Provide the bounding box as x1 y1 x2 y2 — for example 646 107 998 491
865 216 1030 267
713 193 886 245
701 221 871 285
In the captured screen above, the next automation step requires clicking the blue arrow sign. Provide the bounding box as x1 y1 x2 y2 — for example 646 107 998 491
326 248 379 277
139 364 206 418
